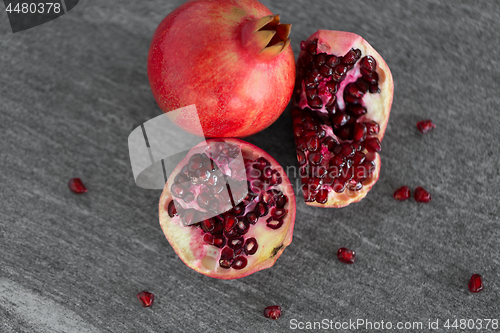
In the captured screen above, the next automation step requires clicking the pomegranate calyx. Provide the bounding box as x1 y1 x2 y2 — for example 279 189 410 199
243 14 291 57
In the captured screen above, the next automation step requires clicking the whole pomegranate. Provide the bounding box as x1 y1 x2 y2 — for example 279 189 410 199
148 0 296 138
292 30 394 207
159 138 296 279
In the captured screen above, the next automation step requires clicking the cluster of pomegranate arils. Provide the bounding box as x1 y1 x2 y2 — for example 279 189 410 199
166 142 289 271
293 39 382 203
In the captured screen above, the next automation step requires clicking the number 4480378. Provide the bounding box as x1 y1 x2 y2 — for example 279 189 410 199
5 2 61 14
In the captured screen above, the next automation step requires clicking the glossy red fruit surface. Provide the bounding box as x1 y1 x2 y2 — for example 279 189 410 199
148 0 295 138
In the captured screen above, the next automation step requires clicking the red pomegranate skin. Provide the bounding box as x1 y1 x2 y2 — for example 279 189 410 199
148 0 296 138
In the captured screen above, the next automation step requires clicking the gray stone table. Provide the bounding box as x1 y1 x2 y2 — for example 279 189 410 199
1 0 499 332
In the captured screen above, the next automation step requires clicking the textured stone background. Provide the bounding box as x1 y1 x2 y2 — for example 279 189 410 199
1 0 499 332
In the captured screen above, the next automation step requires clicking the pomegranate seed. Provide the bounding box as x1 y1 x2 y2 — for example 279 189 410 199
231 256 248 270
468 274 483 293
264 305 282 320
315 189 329 204
414 186 432 203
337 247 356 264
244 237 258 255
364 137 381 153
68 178 87 194
393 186 411 201
353 123 367 142
136 291 154 307
224 214 237 231
360 55 376 71
167 200 177 217
365 121 380 135
266 217 283 230
416 119 436 134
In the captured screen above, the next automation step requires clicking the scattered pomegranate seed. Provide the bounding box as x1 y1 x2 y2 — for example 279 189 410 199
414 186 432 203
337 247 356 264
393 186 410 201
416 119 436 134
136 291 155 307
468 274 484 293
68 178 87 193
263 305 282 320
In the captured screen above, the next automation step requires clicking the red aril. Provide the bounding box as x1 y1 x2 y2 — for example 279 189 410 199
263 305 282 320
148 0 295 138
416 120 436 134
159 139 296 279
337 247 356 264
136 291 155 307
393 186 410 201
292 30 394 207
414 186 432 203
68 178 87 194
468 274 483 293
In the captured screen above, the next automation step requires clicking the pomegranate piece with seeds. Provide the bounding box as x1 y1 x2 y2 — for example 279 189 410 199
68 178 87 194
416 120 436 134
468 274 483 293
393 186 411 201
159 139 296 279
337 247 356 264
293 30 394 208
136 291 155 307
263 305 282 320
414 186 432 203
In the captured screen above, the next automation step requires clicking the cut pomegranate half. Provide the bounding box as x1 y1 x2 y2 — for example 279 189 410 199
159 139 296 279
292 30 394 207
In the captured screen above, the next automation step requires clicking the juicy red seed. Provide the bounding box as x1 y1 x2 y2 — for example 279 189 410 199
331 113 350 126
333 177 347 193
201 218 216 232
416 119 436 134
235 219 249 235
340 143 355 158
315 189 329 204
347 105 367 117
244 237 258 255
197 193 212 209
231 256 248 270
255 157 270 170
337 247 356 264
306 137 320 152
264 305 282 320
306 40 317 55
365 137 382 153
275 195 288 208
329 154 345 168
468 274 484 293
345 83 364 98
183 191 195 203
360 55 376 71
245 212 259 224
364 71 379 85
365 121 380 135
137 291 154 307
342 49 359 65
271 208 287 219
314 53 326 67
308 177 323 191
369 84 380 94
224 214 237 231
319 64 333 77
333 64 347 79
170 183 186 198
414 186 432 203
213 235 226 248
203 234 214 244
68 178 87 194
322 137 337 151
228 236 244 249
306 88 317 100
353 123 367 142
255 202 269 217
326 55 339 67
167 200 177 218
308 97 323 109
308 152 323 166
352 151 366 166
393 186 411 201
296 150 306 165
293 125 303 137
266 217 283 229
326 81 339 94
311 166 328 178
355 78 369 93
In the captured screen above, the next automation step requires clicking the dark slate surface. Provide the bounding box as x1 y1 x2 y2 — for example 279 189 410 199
1 0 499 332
